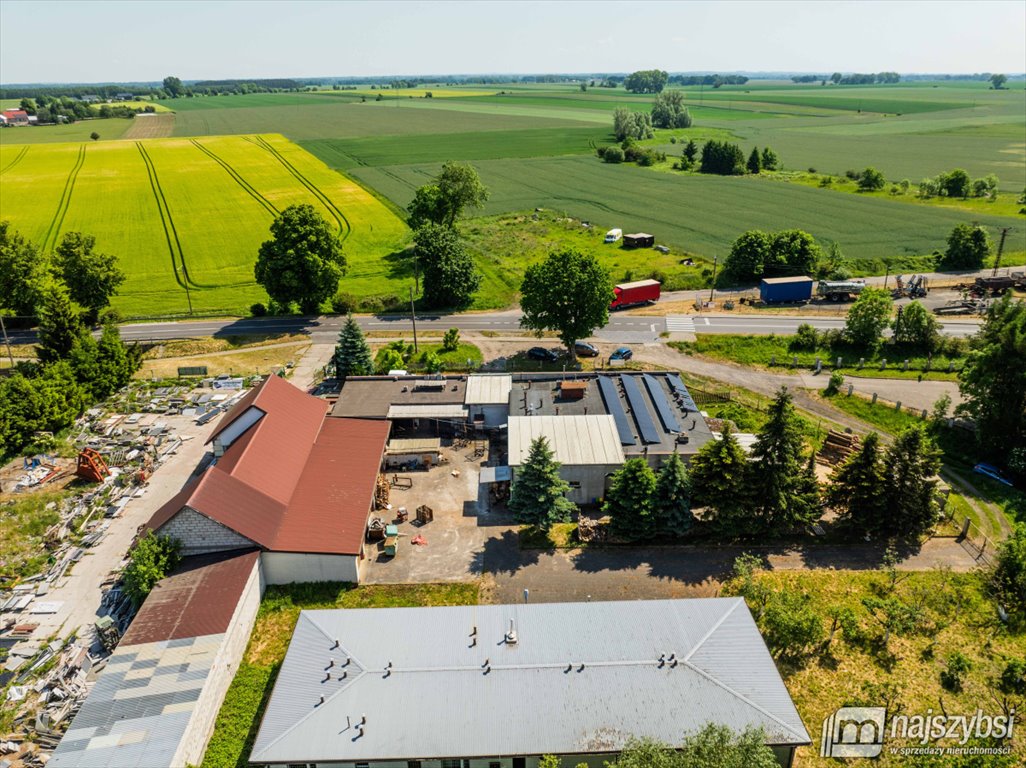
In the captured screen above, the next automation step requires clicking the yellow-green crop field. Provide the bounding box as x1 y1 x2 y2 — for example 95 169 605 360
0 134 408 316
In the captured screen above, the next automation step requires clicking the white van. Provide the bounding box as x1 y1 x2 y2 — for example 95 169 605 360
604 228 622 243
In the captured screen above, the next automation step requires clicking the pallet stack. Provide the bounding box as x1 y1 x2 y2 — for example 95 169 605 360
818 430 861 466
374 474 390 509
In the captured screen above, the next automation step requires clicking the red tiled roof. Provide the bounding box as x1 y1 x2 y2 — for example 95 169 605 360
147 377 389 556
120 548 260 645
2 110 28 118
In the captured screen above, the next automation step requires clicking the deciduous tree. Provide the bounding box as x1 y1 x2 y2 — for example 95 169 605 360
725 230 771 282
509 436 576 529
991 73 1008 89
519 249 612 360
624 69 668 93
413 223 480 309
407 162 489 228
332 315 373 378
992 524 1026 629
857 167 886 191
941 223 990 269
650 90 692 128
761 589 824 657
604 458 658 541
254 204 346 313
844 286 892 349
0 221 46 317
123 532 181 607
891 300 940 349
52 231 125 323
957 294 1026 465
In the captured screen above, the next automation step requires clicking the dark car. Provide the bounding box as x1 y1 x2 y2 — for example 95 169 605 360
574 341 599 358
610 346 633 361
527 347 560 362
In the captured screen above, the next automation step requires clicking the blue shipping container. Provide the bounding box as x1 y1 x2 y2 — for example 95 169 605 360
760 276 814 303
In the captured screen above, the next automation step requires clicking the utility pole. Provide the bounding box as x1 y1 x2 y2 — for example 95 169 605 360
409 285 419 353
709 256 718 303
0 315 14 368
884 263 890 290
993 227 1011 276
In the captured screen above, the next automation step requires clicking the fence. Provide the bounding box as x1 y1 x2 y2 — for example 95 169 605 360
944 509 997 567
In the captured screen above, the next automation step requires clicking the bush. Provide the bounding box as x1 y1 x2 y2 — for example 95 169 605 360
331 292 357 315
999 658 1026 694
825 371 845 395
791 323 819 351
940 652 972 691
420 350 443 373
122 533 181 607
442 327 460 352
249 302 267 317
603 146 624 164
669 136 677 144
98 307 122 325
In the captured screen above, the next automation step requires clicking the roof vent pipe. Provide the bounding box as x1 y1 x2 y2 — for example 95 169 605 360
505 619 518 644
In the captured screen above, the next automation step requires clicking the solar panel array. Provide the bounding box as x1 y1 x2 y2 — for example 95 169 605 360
668 374 698 412
598 376 636 446
621 375 661 444
643 374 681 432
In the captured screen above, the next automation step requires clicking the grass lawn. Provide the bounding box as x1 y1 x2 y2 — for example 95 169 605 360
136 341 310 379
518 522 579 549
724 569 1025 767
0 118 134 145
670 334 965 381
372 341 483 372
201 582 478 768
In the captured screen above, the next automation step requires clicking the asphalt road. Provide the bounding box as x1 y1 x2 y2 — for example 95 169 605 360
4 310 981 346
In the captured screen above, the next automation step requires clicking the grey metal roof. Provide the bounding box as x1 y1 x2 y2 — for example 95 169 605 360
386 404 469 419
250 598 810 763
508 415 625 466
465 374 513 405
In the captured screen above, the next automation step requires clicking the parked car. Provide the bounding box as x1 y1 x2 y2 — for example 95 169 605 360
574 341 599 357
654 245 670 254
973 463 1013 487
527 347 561 362
610 347 633 361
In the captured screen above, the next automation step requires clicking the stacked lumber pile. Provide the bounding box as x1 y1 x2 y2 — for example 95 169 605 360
818 430 860 466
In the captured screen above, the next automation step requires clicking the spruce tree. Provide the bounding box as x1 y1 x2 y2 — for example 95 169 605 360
749 388 818 532
653 450 693 536
682 139 698 165
747 146 762 174
509 436 576 529
332 315 373 378
36 282 85 364
761 146 779 170
827 431 887 532
689 423 750 535
96 321 137 396
603 458 658 540
881 426 942 537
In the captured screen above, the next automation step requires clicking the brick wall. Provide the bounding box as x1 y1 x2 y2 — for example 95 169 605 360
156 507 256 555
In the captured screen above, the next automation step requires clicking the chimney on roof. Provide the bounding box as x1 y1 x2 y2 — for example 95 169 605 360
505 619 518 645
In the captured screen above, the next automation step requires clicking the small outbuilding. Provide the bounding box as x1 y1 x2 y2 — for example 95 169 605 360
464 373 513 426
623 232 655 248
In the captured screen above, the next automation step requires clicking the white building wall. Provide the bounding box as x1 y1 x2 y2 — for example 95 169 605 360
261 552 361 585
172 557 264 767
468 403 508 427
513 464 617 505
157 507 257 555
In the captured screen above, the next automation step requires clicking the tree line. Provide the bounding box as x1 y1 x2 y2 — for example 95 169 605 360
622 70 750 93
0 223 138 457
15 95 153 124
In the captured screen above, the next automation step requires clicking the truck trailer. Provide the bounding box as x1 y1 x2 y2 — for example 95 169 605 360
818 279 867 301
759 276 814 304
604 228 623 244
610 279 661 310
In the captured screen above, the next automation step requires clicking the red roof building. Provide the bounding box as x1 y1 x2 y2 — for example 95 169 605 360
147 376 390 584
1 109 30 125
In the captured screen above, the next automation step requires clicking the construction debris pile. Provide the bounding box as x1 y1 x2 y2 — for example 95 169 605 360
1 639 99 766
818 430 861 466
0 380 254 765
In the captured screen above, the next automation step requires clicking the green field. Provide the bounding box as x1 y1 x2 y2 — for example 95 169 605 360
0 118 134 144
0 134 408 316
349 156 1025 266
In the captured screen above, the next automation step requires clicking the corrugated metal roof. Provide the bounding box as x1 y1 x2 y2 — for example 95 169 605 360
250 599 810 763
464 374 513 405
508 415 625 466
121 549 259 646
760 276 814 285
386 404 468 419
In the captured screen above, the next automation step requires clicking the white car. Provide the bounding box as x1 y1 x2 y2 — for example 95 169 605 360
604 228 622 243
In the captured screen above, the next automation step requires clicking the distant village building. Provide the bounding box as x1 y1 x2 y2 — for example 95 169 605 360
0 109 30 126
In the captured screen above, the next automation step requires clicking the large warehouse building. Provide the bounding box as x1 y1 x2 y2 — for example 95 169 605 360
249 598 810 767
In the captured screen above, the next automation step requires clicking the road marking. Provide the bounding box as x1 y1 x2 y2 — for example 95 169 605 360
704 317 710 326
664 315 696 333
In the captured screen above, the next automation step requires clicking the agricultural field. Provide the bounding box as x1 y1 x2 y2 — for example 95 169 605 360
349 155 1024 269
0 118 134 144
0 134 408 316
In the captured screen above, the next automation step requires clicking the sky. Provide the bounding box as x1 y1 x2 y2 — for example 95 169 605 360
1 0 1024 84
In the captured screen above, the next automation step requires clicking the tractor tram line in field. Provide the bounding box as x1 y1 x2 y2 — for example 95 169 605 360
188 139 280 218
135 141 192 292
244 135 352 240
41 144 86 253
0 145 29 176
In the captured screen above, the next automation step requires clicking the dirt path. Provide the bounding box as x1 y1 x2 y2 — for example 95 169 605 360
122 113 174 140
